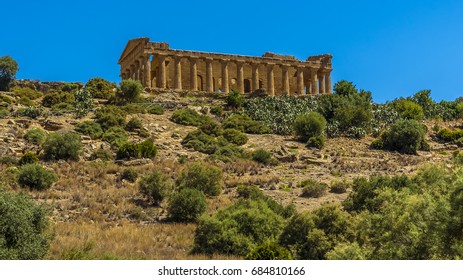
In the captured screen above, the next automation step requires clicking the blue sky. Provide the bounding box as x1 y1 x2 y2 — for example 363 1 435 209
2 0 462 103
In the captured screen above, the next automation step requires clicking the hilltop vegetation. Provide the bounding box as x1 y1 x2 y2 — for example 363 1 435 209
1 58 463 259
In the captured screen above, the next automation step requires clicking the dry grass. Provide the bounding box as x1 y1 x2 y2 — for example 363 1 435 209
47 221 240 260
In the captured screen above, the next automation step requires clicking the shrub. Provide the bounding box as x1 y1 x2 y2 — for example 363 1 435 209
222 114 271 134
226 89 244 109
85 77 116 99
43 132 82 161
94 106 127 130
19 152 39 165
436 128 463 142
236 185 262 199
210 143 244 162
125 117 143 132
17 106 44 119
73 89 93 118
24 128 46 145
0 190 51 259
330 180 349 194
176 162 223 196
102 126 128 148
252 149 272 165
334 80 357 96
41 90 73 107
12 86 43 100
182 129 219 154
306 135 325 149
0 108 10 118
170 108 209 126
60 83 81 92
121 169 138 183
75 121 103 139
192 199 285 256
210 106 224 117
138 171 172 205
18 96 34 106
199 119 222 136
298 179 328 198
379 119 426 154
222 128 248 145
120 104 146 114
168 188 207 222
116 139 157 160
0 156 18 166
18 163 57 190
411 90 436 119
90 149 113 161
147 105 165 115
118 79 142 103
393 99 424 120
245 242 292 260
294 112 326 142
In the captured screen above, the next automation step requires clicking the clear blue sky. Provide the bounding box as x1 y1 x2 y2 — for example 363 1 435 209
2 0 462 103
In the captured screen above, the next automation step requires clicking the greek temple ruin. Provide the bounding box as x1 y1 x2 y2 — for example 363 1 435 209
118 38 333 95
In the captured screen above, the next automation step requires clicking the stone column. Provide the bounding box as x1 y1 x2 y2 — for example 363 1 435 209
190 57 198 90
267 63 275 96
143 55 151 88
281 64 290 95
297 67 304 95
221 59 229 93
319 71 326 93
136 61 141 81
325 70 332 93
174 56 182 90
311 69 319 94
206 58 214 92
130 64 136 80
251 63 259 91
236 60 245 94
157 54 167 88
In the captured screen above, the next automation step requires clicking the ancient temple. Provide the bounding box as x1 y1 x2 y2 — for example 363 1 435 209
118 37 333 95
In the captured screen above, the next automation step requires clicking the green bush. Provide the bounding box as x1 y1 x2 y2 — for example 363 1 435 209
12 86 43 100
436 128 463 142
90 149 113 161
222 128 248 145
298 179 328 198
18 163 57 190
0 93 13 104
94 106 127 130
75 121 103 139
19 152 39 165
85 77 116 99
118 79 142 103
24 128 47 145
120 104 146 114
0 56 19 91
334 80 357 96
393 99 424 120
182 129 219 154
0 190 51 259
226 89 244 109
210 143 244 162
379 119 426 154
330 180 349 194
17 106 44 119
411 90 437 119
73 89 93 118
60 83 81 93
41 90 73 108
170 108 209 126
168 188 207 222
0 155 18 166
138 171 172 205
192 199 285 256
252 149 272 165
222 114 271 134
43 132 82 161
0 108 10 118
116 139 157 160
147 105 165 115
199 119 222 136
176 162 223 196
18 96 34 106
102 126 128 148
306 135 325 149
125 117 143 132
294 112 326 142
236 185 262 199
121 169 138 183
210 106 224 117
245 242 292 260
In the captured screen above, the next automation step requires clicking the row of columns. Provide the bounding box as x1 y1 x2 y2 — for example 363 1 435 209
123 54 332 95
